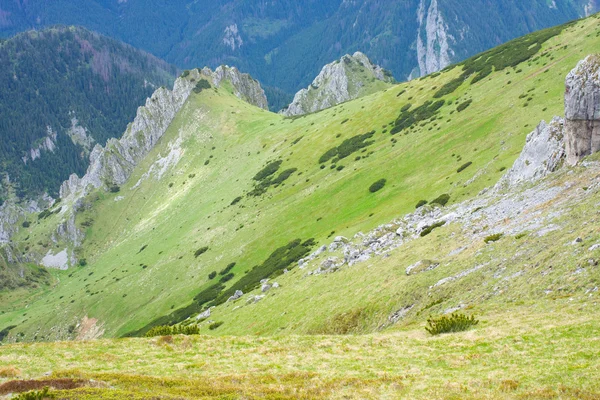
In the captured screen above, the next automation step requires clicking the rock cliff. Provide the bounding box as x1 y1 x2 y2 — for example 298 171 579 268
202 66 268 110
282 52 394 117
564 55 600 165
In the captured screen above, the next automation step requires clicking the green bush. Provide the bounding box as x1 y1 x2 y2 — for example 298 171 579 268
319 131 375 164
430 194 450 206
22 221 30 228
109 185 120 193
369 179 387 193
484 233 503 243
219 273 234 283
146 324 200 337
420 221 445 237
192 79 211 94
400 103 412 112
425 313 479 335
15 387 55 400
456 99 472 112
253 160 282 181
457 161 473 173
390 100 445 134
415 200 428 209
271 168 297 185
208 271 217 280
209 321 224 330
181 70 190 78
79 259 87 267
230 196 242 206
219 262 236 275
194 247 209 258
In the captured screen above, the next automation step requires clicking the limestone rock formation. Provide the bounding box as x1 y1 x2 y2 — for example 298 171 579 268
201 65 268 110
497 117 565 188
282 52 394 117
565 54 600 165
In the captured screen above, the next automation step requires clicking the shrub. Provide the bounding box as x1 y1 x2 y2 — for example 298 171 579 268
219 273 234 283
194 247 209 258
430 194 450 207
208 271 217 280
369 179 387 193
400 103 412 112
390 100 445 134
219 262 236 275
457 161 473 173
192 79 211 94
420 221 445 237
146 324 200 337
319 131 375 164
181 70 190 78
253 160 282 181
515 233 527 240
109 185 120 193
456 99 472 112
484 233 503 243
230 196 242 206
22 221 30 228
209 321 224 330
78 259 87 267
15 387 55 400
415 200 428 209
271 168 297 185
425 313 479 335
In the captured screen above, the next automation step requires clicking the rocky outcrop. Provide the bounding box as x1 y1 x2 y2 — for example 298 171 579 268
565 55 600 165
201 65 268 110
282 52 394 117
415 0 455 77
497 117 565 188
60 71 198 201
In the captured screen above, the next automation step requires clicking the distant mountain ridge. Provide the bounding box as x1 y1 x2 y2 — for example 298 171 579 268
0 26 177 200
0 0 597 101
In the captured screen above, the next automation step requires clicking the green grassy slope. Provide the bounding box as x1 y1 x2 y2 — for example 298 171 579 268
1 14 600 344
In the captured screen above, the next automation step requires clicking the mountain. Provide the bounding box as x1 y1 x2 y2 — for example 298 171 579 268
0 0 597 102
0 26 178 201
2 13 600 398
282 51 394 116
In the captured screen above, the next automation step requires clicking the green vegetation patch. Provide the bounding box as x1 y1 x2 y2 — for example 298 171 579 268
145 325 199 337
430 194 451 207
390 100 445 135
192 79 211 94
318 131 375 164
420 221 446 237
368 179 387 193
425 313 479 335
457 161 473 173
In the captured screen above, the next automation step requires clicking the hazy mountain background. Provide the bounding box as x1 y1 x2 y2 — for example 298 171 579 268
0 0 597 107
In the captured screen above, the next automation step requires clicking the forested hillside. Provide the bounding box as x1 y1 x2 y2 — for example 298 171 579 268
0 26 177 200
0 0 596 103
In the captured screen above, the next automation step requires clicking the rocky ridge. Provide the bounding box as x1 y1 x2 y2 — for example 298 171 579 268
201 66 268 110
281 52 394 117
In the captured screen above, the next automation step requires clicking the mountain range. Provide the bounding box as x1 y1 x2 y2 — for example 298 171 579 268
1 0 598 102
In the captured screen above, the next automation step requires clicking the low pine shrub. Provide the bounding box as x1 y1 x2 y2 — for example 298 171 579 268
369 179 387 193
457 161 473 173
420 221 445 237
146 324 200 337
415 200 428 209
208 271 217 280
194 247 209 258
22 221 30 228
430 194 450 206
230 196 242 206
219 263 236 275
192 79 211 94
456 99 472 112
219 273 234 283
425 313 479 335
109 185 120 193
484 233 503 243
15 387 55 400
209 321 224 330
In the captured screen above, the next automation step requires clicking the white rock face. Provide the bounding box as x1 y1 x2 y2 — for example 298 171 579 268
282 51 394 117
40 248 71 270
202 65 268 110
564 55 600 165
497 117 565 188
416 0 455 76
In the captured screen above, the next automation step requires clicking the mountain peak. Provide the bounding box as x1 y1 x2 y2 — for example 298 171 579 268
281 51 395 116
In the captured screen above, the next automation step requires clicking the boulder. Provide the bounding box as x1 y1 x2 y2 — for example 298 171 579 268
227 290 243 302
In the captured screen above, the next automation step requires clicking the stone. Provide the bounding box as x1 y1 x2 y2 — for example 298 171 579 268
496 117 565 188
573 237 584 244
196 309 211 320
564 55 600 165
406 260 439 275
227 290 243 302
590 244 600 251
261 283 272 293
